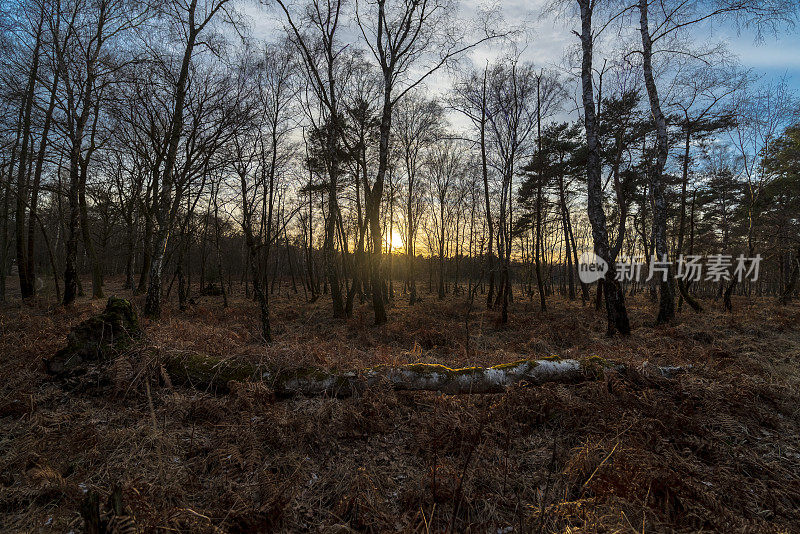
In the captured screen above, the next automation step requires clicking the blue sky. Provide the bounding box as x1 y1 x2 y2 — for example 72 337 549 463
723 28 800 92
247 0 800 103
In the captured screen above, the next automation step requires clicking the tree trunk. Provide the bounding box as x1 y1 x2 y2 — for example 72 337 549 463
534 76 547 312
64 110 89 307
34 211 60 302
213 185 228 309
15 16 43 299
675 123 702 313
558 176 576 300
481 68 495 310
79 160 103 299
137 202 153 293
438 203 446 300
145 3 199 317
144 229 168 317
579 0 630 335
163 352 688 397
28 68 59 296
778 247 799 305
366 85 393 325
0 156 13 302
324 175 345 317
177 261 187 311
346 203 367 315
639 0 675 324
124 223 136 290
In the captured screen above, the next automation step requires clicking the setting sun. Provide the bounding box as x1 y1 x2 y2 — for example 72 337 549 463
387 230 405 252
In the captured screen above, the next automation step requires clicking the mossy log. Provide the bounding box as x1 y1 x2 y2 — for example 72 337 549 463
162 351 260 392
161 352 689 397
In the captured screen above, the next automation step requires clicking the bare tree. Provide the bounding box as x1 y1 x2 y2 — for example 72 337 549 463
143 0 234 317
393 92 442 304
450 65 497 309
426 137 462 299
724 77 798 310
230 41 298 341
353 0 503 324
49 0 149 304
274 0 352 319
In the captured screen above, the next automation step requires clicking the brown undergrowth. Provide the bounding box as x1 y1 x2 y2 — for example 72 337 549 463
1 279 799 532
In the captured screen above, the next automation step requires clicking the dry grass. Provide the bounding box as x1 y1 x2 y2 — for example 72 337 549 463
1 278 800 532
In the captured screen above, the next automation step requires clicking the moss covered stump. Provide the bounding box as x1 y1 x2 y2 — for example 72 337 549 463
46 297 141 375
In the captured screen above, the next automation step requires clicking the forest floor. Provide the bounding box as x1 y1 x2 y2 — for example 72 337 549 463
1 278 800 532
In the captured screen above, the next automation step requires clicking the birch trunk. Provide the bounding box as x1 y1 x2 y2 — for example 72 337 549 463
638 0 675 324
144 0 199 317
578 0 630 335
162 352 688 397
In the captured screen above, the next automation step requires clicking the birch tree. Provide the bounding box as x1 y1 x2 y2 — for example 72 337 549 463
575 0 631 335
143 0 234 317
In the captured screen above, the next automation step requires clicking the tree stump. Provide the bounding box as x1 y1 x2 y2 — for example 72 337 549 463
46 297 141 375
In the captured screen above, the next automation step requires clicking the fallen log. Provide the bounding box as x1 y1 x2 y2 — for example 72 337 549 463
161 352 689 397
47 303 690 397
